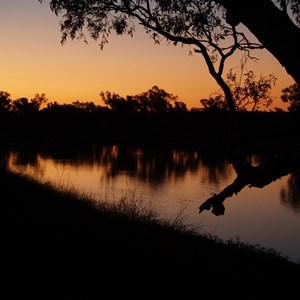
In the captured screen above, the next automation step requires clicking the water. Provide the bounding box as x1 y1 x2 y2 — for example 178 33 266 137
6 142 300 263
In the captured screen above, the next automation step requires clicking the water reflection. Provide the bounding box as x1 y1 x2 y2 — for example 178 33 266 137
280 172 300 212
7 143 233 187
6 142 300 215
199 149 300 216
4 142 300 262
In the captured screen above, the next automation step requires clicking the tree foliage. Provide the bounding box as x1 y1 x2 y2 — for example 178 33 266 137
200 69 277 111
0 91 12 112
11 93 48 114
100 85 187 114
281 83 300 111
1 93 48 114
227 70 276 111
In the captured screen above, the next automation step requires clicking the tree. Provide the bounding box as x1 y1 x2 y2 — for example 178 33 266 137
0 91 12 113
40 1 300 111
200 95 228 112
100 91 138 112
200 69 277 111
281 83 300 111
101 85 187 114
12 93 48 114
133 85 185 114
40 0 271 112
214 0 300 86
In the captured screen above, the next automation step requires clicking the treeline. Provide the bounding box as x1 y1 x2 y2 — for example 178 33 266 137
0 86 188 115
1 84 300 115
1 87 299 145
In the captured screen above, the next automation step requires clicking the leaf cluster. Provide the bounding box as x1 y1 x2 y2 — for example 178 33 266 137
41 0 262 57
200 69 277 112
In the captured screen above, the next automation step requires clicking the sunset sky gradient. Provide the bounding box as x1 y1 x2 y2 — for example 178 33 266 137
0 0 295 110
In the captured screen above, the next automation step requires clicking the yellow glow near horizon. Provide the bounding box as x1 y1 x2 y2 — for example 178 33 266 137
0 0 295 110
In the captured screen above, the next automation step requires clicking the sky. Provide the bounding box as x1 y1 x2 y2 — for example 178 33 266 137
0 0 296 110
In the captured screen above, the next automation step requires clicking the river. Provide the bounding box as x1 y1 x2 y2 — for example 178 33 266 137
6 142 300 263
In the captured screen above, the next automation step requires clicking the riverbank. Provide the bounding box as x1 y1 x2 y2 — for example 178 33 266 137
3 167 300 299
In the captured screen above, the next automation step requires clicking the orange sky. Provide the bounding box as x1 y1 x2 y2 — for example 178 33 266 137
0 0 295 110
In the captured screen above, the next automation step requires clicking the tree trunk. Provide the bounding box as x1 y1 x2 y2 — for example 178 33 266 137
216 0 300 86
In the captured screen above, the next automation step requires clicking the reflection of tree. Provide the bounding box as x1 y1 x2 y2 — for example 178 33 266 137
199 150 233 185
8 143 231 187
7 151 46 179
10 142 300 214
199 150 300 216
280 172 300 212
6 143 43 172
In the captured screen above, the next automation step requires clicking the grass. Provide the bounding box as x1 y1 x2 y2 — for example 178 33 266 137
3 167 300 299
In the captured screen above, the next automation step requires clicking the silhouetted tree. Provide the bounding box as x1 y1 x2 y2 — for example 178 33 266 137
100 92 138 113
215 0 300 86
200 95 228 112
173 100 187 112
41 1 300 111
0 91 12 113
101 86 187 114
12 93 48 114
200 69 277 111
40 0 273 112
281 83 300 112
134 86 183 114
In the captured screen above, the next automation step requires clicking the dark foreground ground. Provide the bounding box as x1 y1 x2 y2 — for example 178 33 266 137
3 168 300 299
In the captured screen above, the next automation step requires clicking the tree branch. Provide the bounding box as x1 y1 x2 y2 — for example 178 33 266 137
199 150 300 216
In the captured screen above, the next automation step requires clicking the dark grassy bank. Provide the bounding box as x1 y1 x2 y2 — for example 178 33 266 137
3 167 300 299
